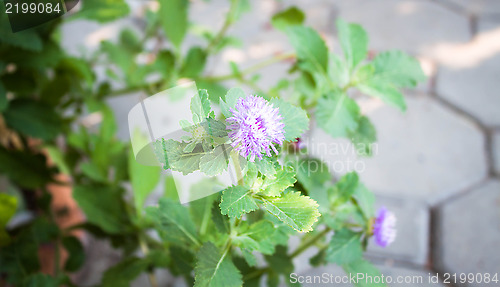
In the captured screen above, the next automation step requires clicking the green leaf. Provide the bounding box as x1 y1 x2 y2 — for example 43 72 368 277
194 242 243 287
349 116 377 156
77 0 130 22
253 157 277 176
189 181 218 231
295 158 331 192
211 201 230 234
371 51 426 88
0 147 53 189
352 182 375 219
264 245 293 274
343 259 387 287
328 53 350 88
128 145 161 212
237 220 277 254
0 81 7 112
286 26 328 73
181 47 207 78
161 139 205 175
220 186 258 219
24 273 60 287
270 98 309 141
0 193 17 246
62 236 85 272
316 93 360 138
220 88 245 118
102 257 149 287
357 79 406 111
336 19 368 71
258 166 297 197
271 6 305 31
159 0 189 48
73 185 131 234
0 21 42 51
326 228 363 264
146 198 200 248
3 99 62 141
200 144 232 176
191 90 212 123
261 192 320 232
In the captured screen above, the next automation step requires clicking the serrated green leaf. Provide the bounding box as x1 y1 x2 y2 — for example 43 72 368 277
201 117 228 138
286 26 328 73
146 198 200 248
253 157 277 176
342 259 387 287
326 228 363 264
357 80 406 111
164 139 205 175
270 98 309 141
258 166 296 197
200 144 232 176
271 6 305 31
241 249 257 267
181 47 207 78
220 88 245 118
194 242 243 287
220 186 258 219
316 93 360 138
337 19 368 71
261 192 320 232
191 90 212 123
159 0 188 48
349 116 377 156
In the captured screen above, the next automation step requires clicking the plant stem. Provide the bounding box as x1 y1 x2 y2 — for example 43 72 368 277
139 234 159 287
204 53 296 82
290 227 331 258
230 152 244 186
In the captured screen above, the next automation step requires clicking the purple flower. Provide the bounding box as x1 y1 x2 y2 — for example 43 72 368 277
226 95 285 162
373 207 396 248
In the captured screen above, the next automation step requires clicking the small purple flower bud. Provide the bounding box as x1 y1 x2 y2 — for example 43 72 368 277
226 95 285 162
373 207 396 248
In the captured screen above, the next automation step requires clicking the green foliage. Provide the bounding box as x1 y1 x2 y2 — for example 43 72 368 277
0 0 425 285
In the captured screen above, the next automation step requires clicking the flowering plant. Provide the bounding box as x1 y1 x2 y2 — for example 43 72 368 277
0 1 424 286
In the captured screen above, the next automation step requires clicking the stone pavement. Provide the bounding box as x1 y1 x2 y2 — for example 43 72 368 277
60 0 500 286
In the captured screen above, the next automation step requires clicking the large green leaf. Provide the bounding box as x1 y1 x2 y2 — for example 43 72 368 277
326 228 363 264
73 185 131 234
271 7 305 31
270 98 309 141
343 259 387 287
194 242 243 287
286 26 328 73
316 93 360 138
146 198 199 248
159 0 189 48
3 99 62 141
77 0 130 22
200 144 232 176
336 19 368 71
220 186 258 219
349 116 377 156
128 147 161 212
261 192 320 232
234 220 277 255
191 90 212 124
180 47 207 78
258 166 296 197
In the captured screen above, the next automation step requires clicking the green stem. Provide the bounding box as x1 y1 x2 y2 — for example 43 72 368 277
206 0 240 54
290 227 331 258
243 267 270 281
230 152 244 186
139 234 159 287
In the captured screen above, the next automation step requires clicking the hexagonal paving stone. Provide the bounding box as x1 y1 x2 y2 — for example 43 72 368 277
330 0 470 60
307 94 488 204
442 0 500 16
434 180 500 287
367 196 429 265
494 131 500 175
295 263 445 287
436 20 500 127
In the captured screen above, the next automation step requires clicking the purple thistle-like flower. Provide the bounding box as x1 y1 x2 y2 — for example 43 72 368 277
373 207 397 248
226 95 285 162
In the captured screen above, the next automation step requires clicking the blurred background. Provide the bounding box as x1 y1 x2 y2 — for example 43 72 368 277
1 0 500 286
